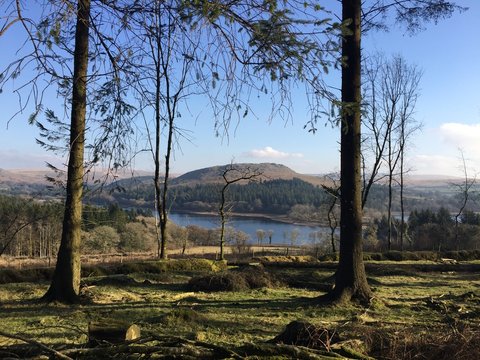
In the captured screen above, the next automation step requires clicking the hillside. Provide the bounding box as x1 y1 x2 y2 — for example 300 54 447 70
172 163 327 187
0 168 154 195
0 168 55 185
1 165 474 215
1 163 327 197
1 165 466 191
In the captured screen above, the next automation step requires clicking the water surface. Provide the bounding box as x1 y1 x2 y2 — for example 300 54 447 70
169 212 329 245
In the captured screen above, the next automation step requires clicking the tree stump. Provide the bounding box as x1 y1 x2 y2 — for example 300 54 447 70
88 321 140 346
270 320 339 350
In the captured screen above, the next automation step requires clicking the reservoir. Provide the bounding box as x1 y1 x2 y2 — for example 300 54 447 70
169 212 330 246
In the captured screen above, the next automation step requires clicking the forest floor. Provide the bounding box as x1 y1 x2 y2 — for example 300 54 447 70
0 258 479 359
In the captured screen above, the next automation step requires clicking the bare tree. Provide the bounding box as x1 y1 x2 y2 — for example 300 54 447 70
122 0 340 259
362 54 388 209
362 54 422 250
321 174 340 254
451 149 477 251
129 2 198 259
267 229 274 245
256 229 266 245
219 163 262 260
395 58 423 250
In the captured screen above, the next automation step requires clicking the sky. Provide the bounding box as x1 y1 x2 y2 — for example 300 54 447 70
0 0 479 177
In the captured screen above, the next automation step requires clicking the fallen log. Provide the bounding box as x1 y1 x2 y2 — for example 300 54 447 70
88 321 141 346
439 258 457 264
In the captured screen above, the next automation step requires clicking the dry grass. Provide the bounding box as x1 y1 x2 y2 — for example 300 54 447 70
0 245 305 270
188 265 281 292
362 325 480 360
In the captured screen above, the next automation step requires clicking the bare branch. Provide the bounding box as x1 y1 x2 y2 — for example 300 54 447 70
0 329 73 360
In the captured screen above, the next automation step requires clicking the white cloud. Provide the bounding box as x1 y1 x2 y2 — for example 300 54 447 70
410 154 467 176
439 123 480 155
244 146 303 159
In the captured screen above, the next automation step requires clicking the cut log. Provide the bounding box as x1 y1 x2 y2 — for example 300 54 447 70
439 258 457 264
88 321 140 346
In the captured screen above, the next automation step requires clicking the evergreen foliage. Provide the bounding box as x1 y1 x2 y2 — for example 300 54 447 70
0 195 147 257
171 178 328 214
0 195 63 257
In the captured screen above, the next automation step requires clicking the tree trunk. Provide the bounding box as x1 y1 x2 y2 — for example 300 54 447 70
88 322 141 346
154 49 162 258
42 0 90 303
399 134 405 251
328 0 371 304
160 44 176 261
387 170 393 250
219 184 227 260
327 198 337 253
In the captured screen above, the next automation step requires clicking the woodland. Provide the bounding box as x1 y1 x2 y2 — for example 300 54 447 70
1 0 479 359
2 180 480 258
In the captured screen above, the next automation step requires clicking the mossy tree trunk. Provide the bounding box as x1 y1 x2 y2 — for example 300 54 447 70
43 0 90 303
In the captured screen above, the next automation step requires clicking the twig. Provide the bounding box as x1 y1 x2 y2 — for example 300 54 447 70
0 329 73 360
143 334 243 359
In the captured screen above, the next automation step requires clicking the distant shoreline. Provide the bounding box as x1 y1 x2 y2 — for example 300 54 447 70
172 210 324 227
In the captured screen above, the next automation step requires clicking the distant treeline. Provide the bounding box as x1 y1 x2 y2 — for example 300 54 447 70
3 178 480 258
170 178 329 214
5 174 478 217
91 178 332 215
0 195 63 258
0 195 150 257
370 207 480 252
95 177 478 216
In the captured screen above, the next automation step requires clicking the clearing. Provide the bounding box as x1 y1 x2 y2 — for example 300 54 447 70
0 258 479 359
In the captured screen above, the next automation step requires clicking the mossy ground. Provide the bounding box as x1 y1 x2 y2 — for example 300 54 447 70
0 260 479 359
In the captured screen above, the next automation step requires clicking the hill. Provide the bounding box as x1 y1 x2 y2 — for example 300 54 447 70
2 165 474 215
0 168 155 195
1 165 466 191
0 168 54 185
172 163 327 187
1 163 326 197
91 163 330 215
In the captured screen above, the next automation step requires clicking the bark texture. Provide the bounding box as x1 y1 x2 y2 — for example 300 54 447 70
43 0 90 303
330 0 372 304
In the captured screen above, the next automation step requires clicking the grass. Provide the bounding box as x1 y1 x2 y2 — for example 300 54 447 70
0 260 479 359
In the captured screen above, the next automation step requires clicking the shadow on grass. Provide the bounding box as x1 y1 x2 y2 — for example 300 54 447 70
369 277 453 289
177 294 320 311
1 288 329 326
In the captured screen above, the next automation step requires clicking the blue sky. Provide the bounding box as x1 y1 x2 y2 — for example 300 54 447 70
1 0 479 177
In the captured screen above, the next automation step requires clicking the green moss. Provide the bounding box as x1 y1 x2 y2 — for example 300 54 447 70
160 308 208 327
189 271 250 292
